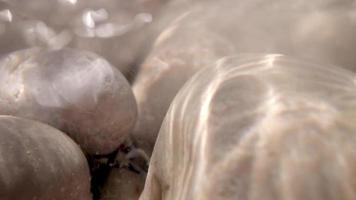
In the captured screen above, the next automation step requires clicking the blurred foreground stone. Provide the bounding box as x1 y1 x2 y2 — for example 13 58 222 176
141 54 356 200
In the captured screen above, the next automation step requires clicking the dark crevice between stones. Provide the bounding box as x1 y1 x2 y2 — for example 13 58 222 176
87 142 149 200
88 149 118 200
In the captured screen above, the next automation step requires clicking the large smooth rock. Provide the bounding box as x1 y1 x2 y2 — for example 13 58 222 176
0 48 137 155
0 115 91 200
140 54 356 200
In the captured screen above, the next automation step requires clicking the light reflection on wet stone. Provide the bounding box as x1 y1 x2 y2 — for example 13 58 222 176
140 54 356 200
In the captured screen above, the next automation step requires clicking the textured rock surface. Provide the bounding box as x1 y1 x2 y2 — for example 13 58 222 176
140 54 356 200
0 115 91 200
0 48 137 155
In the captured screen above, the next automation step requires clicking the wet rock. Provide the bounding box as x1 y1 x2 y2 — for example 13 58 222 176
0 48 137 155
141 54 356 200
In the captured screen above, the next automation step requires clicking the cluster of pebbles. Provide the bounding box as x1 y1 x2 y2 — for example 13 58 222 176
1 0 356 200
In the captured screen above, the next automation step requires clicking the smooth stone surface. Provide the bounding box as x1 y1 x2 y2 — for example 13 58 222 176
131 11 235 155
0 48 137 155
0 115 91 200
140 54 356 200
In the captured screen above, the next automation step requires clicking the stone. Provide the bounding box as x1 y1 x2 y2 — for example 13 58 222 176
0 48 137 155
140 54 356 200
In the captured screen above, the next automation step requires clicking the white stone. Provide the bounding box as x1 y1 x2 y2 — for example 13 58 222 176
140 54 356 200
